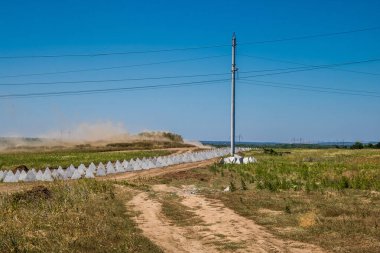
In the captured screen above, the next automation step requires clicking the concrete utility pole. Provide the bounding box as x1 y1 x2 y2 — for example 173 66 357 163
230 33 237 156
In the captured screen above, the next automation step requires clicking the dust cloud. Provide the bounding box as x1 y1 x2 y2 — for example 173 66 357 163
0 121 185 151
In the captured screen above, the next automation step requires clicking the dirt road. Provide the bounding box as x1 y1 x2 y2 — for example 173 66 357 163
123 184 326 253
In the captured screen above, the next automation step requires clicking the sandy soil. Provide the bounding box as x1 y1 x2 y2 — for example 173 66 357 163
125 184 326 253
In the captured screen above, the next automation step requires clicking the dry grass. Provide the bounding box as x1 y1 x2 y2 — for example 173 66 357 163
0 180 162 253
147 148 380 253
159 193 204 227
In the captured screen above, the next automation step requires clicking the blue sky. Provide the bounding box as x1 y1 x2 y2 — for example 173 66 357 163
0 0 379 142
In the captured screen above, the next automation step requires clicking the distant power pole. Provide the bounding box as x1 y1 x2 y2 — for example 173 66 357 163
230 33 237 156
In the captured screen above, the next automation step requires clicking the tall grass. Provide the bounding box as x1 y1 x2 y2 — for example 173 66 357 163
222 149 380 192
0 180 162 253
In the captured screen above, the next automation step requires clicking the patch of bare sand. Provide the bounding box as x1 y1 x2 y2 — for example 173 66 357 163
127 184 326 253
125 188 219 253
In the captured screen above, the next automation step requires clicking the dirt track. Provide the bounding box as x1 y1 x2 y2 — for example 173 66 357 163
103 158 218 181
123 184 325 253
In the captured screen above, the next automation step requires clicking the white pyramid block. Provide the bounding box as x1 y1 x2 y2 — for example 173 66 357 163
52 169 59 179
78 164 86 175
71 169 81 180
65 166 74 178
19 170 27 181
0 170 5 181
36 170 44 181
115 164 124 173
57 167 67 180
65 168 73 179
3 171 17 183
96 167 106 176
98 162 105 170
42 169 53 181
78 165 86 175
84 169 95 178
25 170 36 182
147 160 155 169
89 162 96 171
122 160 129 168
132 163 142 171
243 157 257 164
14 170 21 181
106 164 116 174
125 163 133 171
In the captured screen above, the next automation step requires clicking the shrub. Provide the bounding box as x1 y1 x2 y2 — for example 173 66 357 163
351 142 364 149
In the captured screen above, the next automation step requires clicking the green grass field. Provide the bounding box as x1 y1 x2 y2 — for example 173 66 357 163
1 148 379 252
0 149 172 170
148 148 380 252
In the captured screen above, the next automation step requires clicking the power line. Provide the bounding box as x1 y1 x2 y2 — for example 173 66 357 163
2 57 379 86
0 72 231 86
239 54 380 76
239 80 380 98
239 79 379 95
0 64 357 87
0 66 326 87
0 54 228 79
0 78 230 99
239 58 380 78
0 26 378 60
0 66 324 87
239 26 380 46
0 45 230 59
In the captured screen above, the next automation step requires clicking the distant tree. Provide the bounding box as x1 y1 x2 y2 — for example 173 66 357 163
375 142 380 149
367 143 374 148
351 142 364 149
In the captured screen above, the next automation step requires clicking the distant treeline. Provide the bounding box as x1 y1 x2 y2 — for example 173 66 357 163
202 141 380 149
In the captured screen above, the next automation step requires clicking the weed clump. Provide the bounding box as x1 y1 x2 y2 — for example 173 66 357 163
12 185 52 204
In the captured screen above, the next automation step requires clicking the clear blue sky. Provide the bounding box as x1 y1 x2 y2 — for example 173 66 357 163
0 0 379 142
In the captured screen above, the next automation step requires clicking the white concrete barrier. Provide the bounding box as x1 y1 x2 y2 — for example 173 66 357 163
0 147 251 183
